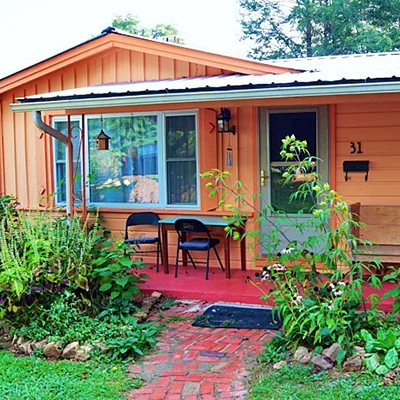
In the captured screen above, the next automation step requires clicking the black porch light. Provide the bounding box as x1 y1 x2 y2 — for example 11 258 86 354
95 116 111 150
217 108 236 135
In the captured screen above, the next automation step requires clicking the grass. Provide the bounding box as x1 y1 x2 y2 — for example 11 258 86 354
249 364 400 400
0 351 133 400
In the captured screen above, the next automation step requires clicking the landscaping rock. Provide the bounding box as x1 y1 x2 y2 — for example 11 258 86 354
299 352 312 364
273 360 287 370
16 336 27 347
62 341 80 359
343 355 362 372
93 342 110 353
19 340 33 355
322 343 342 362
353 346 366 356
75 344 93 361
43 342 63 359
31 338 48 350
294 346 309 362
311 354 334 370
151 291 162 299
11 335 18 347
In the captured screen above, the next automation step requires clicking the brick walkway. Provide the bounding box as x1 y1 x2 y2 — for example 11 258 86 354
127 301 274 400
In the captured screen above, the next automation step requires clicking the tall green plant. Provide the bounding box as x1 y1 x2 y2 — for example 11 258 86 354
202 135 383 351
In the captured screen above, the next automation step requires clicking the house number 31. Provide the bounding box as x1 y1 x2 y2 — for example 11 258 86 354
350 141 363 154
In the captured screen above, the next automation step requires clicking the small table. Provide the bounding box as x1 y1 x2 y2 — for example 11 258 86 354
159 215 246 279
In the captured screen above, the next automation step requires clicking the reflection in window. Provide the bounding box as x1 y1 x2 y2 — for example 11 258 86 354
53 113 199 208
53 120 82 204
166 115 197 205
88 115 159 204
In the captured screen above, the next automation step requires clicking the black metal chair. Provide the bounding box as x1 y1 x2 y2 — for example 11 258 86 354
174 218 224 280
124 212 162 272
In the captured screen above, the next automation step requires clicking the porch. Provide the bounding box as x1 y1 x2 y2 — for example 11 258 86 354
138 263 396 312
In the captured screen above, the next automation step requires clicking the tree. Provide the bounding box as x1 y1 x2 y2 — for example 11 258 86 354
111 14 179 39
239 0 400 59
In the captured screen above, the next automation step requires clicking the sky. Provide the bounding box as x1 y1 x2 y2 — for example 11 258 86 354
0 0 251 79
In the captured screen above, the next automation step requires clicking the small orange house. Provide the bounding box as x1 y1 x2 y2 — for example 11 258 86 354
2 27 400 277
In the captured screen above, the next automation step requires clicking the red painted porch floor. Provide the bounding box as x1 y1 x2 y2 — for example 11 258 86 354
127 300 274 400
139 265 266 305
139 264 396 312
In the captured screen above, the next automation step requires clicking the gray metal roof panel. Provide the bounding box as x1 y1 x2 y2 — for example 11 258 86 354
18 52 400 103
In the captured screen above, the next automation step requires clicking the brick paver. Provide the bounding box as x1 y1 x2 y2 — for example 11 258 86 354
127 301 274 400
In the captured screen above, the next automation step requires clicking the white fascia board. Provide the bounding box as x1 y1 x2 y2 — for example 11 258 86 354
11 81 400 112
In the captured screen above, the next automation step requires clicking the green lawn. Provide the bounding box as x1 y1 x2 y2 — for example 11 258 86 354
0 351 132 400
249 364 400 400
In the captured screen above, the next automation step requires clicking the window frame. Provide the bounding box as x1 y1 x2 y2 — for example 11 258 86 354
52 116 83 206
52 111 200 209
163 110 200 209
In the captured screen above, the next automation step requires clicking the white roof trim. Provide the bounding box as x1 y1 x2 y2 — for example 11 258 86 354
11 81 400 112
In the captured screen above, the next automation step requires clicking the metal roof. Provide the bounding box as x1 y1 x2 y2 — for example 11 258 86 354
17 52 400 104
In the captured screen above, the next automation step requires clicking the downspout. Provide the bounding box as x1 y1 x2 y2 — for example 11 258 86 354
32 111 72 215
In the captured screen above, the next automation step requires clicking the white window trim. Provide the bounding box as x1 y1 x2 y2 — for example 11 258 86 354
52 116 82 206
53 111 200 209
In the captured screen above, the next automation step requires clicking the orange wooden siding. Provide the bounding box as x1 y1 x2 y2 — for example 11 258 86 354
0 45 241 208
335 101 400 205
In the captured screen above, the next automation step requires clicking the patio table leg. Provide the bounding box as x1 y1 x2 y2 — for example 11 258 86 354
182 232 188 266
224 234 231 279
161 224 169 274
240 227 246 271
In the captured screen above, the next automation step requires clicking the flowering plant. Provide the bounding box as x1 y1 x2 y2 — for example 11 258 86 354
202 136 383 352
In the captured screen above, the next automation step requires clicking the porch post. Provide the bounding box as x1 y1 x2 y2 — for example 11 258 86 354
67 115 74 216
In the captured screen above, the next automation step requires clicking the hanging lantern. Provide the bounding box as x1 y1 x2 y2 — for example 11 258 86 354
95 116 110 150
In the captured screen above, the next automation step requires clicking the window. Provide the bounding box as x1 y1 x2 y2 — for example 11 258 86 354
53 119 82 204
53 112 198 208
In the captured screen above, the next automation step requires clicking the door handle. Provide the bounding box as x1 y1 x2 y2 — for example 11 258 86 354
260 169 266 187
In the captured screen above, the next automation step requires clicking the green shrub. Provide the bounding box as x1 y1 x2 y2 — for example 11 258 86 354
202 136 383 353
0 203 158 360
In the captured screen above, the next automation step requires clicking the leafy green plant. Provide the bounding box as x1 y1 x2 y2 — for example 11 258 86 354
202 135 383 353
258 333 289 363
0 194 18 221
361 328 400 375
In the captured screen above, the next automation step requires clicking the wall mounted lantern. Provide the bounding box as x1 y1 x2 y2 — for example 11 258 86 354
95 116 110 150
217 108 236 135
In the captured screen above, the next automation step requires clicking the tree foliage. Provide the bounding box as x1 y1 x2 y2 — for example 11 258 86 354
111 14 179 39
239 0 400 59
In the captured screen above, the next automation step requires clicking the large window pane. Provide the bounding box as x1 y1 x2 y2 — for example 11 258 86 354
166 115 197 205
88 115 159 204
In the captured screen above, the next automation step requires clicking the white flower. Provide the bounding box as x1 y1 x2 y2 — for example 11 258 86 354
329 283 335 289
337 282 346 286
281 247 294 254
333 290 342 297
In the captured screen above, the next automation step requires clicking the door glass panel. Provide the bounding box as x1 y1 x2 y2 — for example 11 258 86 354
269 112 316 214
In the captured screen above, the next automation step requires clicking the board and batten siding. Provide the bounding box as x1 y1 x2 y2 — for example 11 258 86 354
335 101 400 205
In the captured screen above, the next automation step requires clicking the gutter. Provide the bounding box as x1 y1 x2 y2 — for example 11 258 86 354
11 81 400 112
32 111 68 143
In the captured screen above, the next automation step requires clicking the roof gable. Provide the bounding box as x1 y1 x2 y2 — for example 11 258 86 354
0 28 298 94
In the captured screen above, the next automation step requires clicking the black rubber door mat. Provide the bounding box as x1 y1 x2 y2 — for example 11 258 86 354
192 305 282 329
